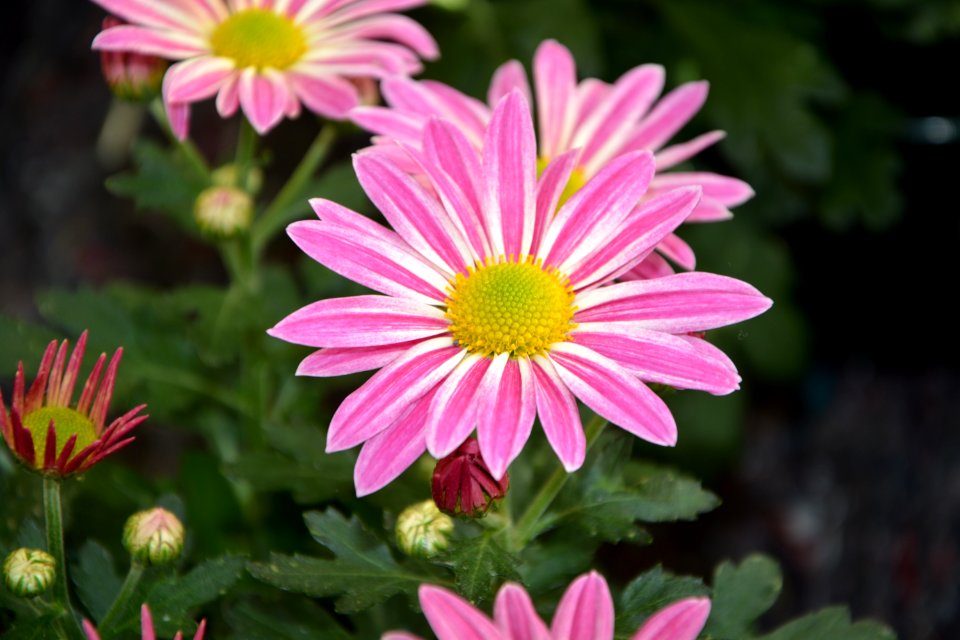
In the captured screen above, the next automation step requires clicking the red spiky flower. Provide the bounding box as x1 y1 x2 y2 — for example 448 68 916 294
0 331 146 476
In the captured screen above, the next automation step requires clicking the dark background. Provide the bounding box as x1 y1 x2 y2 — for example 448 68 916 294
1 1 958 638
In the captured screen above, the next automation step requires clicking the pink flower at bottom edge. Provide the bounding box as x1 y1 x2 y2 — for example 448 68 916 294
83 604 206 640
382 571 710 640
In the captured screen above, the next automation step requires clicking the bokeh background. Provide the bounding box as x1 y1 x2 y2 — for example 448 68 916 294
1 1 958 638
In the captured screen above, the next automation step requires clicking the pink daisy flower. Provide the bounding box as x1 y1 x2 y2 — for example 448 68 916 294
83 604 207 640
351 39 752 278
90 0 439 138
383 571 711 640
270 91 771 495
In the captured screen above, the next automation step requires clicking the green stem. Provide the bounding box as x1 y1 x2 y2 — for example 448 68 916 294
96 561 146 637
234 117 257 187
43 477 82 640
510 415 607 551
148 99 210 180
251 125 337 257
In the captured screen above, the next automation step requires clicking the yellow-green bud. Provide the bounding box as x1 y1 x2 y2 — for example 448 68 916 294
3 548 55 598
194 186 253 237
211 164 263 195
123 508 184 566
395 500 454 558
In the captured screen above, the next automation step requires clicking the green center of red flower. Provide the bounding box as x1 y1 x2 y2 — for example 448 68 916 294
211 9 307 70
537 156 587 210
445 257 576 359
22 407 97 468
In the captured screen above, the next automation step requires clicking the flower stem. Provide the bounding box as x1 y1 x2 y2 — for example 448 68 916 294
96 561 146 636
148 99 209 180
43 477 83 640
510 415 607 551
234 117 257 187
251 125 337 257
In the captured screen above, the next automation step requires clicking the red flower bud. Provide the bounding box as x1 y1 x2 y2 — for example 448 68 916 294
99 17 168 102
432 438 509 518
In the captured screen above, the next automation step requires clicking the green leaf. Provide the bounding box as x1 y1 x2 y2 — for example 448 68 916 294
757 607 896 640
1 616 61 640
224 599 352 640
616 566 708 634
706 555 783 639
225 450 354 504
248 509 439 613
447 534 520 604
72 541 123 623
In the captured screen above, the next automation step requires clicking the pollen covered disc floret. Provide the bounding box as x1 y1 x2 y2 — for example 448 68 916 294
22 407 98 470
445 257 576 359
210 9 306 70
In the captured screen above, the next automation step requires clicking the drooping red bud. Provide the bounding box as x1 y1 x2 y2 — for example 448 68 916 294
99 17 168 102
432 438 509 518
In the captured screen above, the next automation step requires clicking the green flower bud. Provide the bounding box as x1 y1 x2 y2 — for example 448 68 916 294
194 186 253 237
123 508 184 566
395 500 454 558
3 548 55 598
211 163 263 195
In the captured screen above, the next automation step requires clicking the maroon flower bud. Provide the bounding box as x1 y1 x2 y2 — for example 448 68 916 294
99 17 168 102
432 438 509 518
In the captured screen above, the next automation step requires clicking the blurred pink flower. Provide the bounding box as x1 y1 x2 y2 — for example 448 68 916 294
383 571 711 640
83 604 206 640
90 0 438 138
270 91 771 495
352 39 752 277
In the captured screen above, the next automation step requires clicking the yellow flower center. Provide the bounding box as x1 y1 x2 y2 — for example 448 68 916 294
445 257 576 359
537 156 587 210
211 9 307 70
23 407 97 468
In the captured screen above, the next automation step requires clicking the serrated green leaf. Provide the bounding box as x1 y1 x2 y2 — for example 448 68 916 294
225 450 353 504
72 541 122 623
706 555 783 639
1 615 61 640
224 599 352 640
616 566 708 634
448 534 520 604
757 606 897 640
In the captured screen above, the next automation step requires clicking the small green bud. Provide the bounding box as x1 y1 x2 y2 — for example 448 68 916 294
211 164 263 195
3 548 55 598
123 508 184 566
395 500 454 558
194 186 253 237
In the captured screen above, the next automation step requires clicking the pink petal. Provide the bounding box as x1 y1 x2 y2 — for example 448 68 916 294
269 295 448 348
493 583 550 640
626 81 709 153
304 42 419 75
489 60 530 108
382 78 487 147
351 106 426 143
382 633 424 640
239 68 289 134
533 40 577 159
655 130 726 170
531 356 585 472
657 233 696 271
572 327 740 395
141 605 156 640
296 341 421 377
92 25 208 59
625 253 675 280
326 15 439 59
305 0 428 26
482 90 537 258
550 572 615 640
326 338 465 452
287 71 358 118
685 197 734 223
532 148 579 256
574 272 773 334
651 172 754 208
419 585 502 640
425 354 491 458
82 619 101 640
163 57 235 103
631 598 711 640
549 343 677 447
574 78 610 128
216 73 241 117
91 0 206 31
476 355 536 480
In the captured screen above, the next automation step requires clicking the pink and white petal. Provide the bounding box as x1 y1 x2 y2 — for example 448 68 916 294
351 106 426 144
626 81 709 153
216 73 241 117
92 25 209 59
623 252 675 281
176 0 229 22
354 387 437 496
655 130 726 170
550 572 615 640
476 354 536 480
575 272 773 332
685 197 734 223
631 598 711 640
493 583 551 640
165 99 191 141
287 70 358 118
539 150 655 273
382 633 424 640
566 187 700 290
354 153 471 274
239 67 289 134
326 338 465 452
572 326 740 395
304 43 417 75
309 197 405 249
90 0 206 32
288 216 449 305
284 89 302 118
574 78 610 129
532 148 579 255
576 64 666 174
425 354 491 458
651 172 754 208
419 585 503 640
531 355 585 472
307 0 429 26
549 343 677 447
489 60 530 108
296 342 421 377
657 233 696 271
325 15 438 59
533 39 578 159
268 295 448 348
164 56 235 103
418 80 491 145
483 90 537 258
